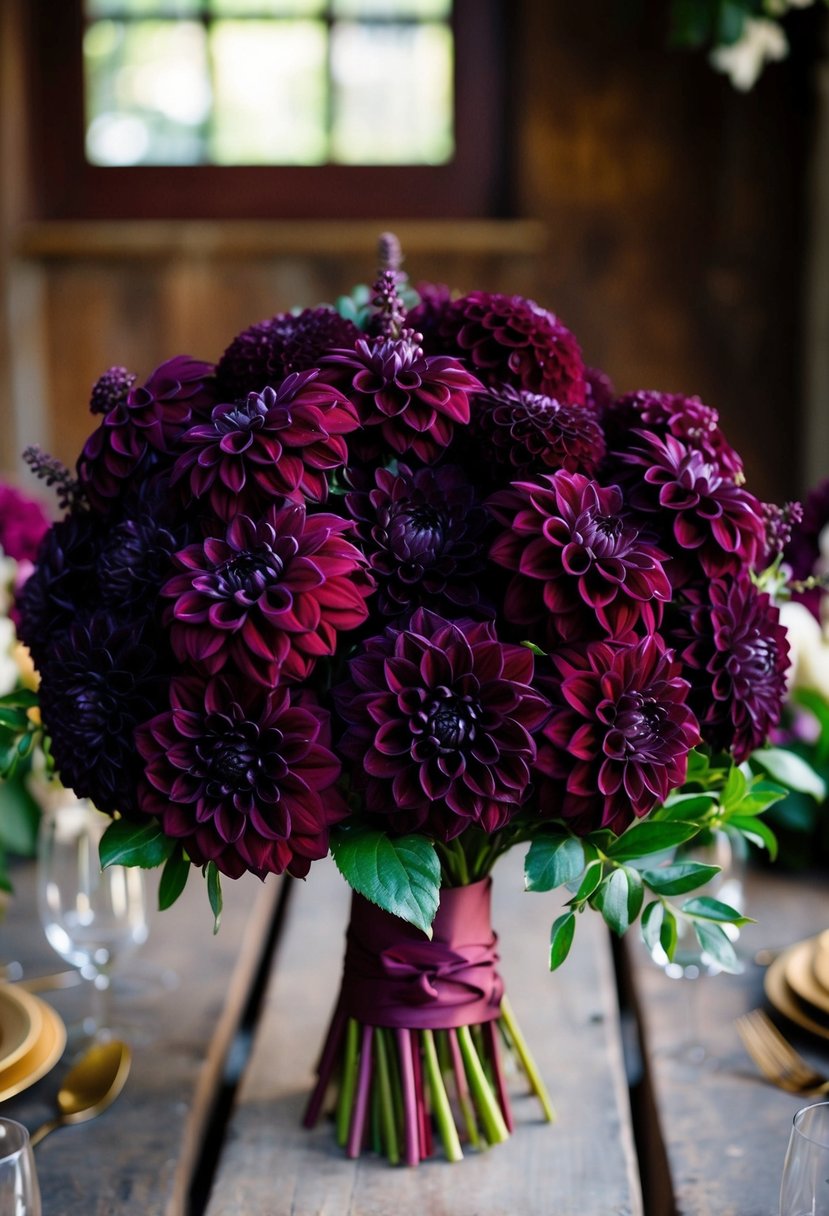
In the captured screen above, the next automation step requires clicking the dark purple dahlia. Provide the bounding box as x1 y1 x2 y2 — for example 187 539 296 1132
344 463 488 617
405 282 453 348
323 332 482 464
162 505 373 687
785 478 829 619
680 575 789 763
584 367 615 417
16 512 104 665
624 431 765 578
37 612 166 816
0 483 49 564
172 371 359 519
98 495 190 620
469 384 605 480
216 308 360 400
605 391 743 480
535 635 700 835
135 676 347 880
335 609 551 841
488 471 671 645
433 292 586 405
77 356 216 513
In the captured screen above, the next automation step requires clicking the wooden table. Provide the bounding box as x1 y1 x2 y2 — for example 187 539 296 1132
1 852 827 1215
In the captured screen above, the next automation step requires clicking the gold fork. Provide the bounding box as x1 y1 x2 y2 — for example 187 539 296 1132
737 1009 829 1096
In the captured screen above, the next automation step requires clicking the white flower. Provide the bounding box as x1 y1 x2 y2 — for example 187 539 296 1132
710 17 789 90
780 600 829 699
0 617 19 697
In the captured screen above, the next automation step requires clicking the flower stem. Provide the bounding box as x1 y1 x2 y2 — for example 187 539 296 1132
499 995 556 1123
395 1027 420 1167
422 1029 464 1162
374 1027 400 1164
456 1024 509 1145
483 1019 514 1133
346 1023 374 1158
335 1018 360 1147
447 1027 480 1148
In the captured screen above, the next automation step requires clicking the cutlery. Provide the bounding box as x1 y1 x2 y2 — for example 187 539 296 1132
29 1039 131 1148
736 1008 829 1096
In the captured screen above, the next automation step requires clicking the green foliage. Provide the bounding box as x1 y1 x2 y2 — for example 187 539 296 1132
158 847 191 911
330 824 441 937
206 861 223 935
99 818 174 870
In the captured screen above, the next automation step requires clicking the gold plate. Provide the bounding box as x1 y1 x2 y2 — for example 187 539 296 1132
765 940 829 1042
0 985 43 1073
0 998 66 1103
814 930 829 992
785 938 829 1017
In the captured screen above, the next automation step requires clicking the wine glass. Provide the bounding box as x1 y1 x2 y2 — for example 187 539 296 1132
780 1101 829 1215
0 1119 41 1216
37 796 148 1042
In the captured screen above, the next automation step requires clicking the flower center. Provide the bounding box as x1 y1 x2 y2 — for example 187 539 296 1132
221 549 283 593
407 504 445 534
210 742 256 792
426 690 479 751
604 694 668 758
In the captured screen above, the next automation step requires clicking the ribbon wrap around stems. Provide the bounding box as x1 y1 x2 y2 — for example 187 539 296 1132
339 877 504 1030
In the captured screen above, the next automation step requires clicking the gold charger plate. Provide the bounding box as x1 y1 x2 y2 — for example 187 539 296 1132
0 985 43 1073
765 940 829 1042
0 997 66 1103
814 930 829 992
785 938 829 1017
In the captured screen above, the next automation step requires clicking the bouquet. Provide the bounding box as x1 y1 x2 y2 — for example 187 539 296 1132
4 235 798 1163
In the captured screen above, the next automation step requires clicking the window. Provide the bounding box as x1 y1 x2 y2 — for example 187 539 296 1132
25 0 506 219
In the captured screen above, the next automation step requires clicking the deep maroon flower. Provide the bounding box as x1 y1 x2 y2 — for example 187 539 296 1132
162 505 373 686
469 384 605 480
90 366 137 416
216 308 360 400
135 676 347 880
323 332 482 464
77 356 216 512
785 478 829 619
172 371 359 518
0 483 49 564
535 636 700 834
606 391 743 480
98 493 190 620
16 512 103 665
489 471 671 645
345 464 488 617
405 282 453 348
37 612 166 816
335 609 551 841
584 367 615 417
433 292 586 405
680 575 789 762
625 431 765 578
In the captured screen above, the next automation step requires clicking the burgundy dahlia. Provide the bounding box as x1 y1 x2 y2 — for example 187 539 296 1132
680 574 789 763
135 676 347 880
625 431 766 578
216 308 360 400
37 612 166 817
584 367 615 417
16 512 103 665
434 292 586 405
335 609 551 841
535 636 700 834
0 483 49 564
469 384 605 480
323 332 482 464
785 478 829 619
77 356 216 513
344 463 488 617
489 471 671 645
98 494 190 620
405 281 453 348
162 505 373 686
605 391 743 480
172 371 359 519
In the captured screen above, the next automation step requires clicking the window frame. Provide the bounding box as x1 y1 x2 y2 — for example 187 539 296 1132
25 0 507 220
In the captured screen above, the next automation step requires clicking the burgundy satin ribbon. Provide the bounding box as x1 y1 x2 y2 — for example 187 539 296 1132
338 878 504 1029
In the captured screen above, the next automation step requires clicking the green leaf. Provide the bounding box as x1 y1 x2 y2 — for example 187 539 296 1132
660 905 678 961
549 912 576 971
657 793 717 821
727 814 778 859
681 895 752 926
99 818 174 870
716 0 749 45
524 834 585 892
607 820 700 861
0 781 40 857
721 764 747 809
751 747 827 800
732 780 788 817
641 900 664 957
520 640 547 657
330 826 440 937
594 867 643 936
569 859 604 904
641 861 721 895
158 848 191 911
693 921 740 973
206 861 222 934
0 690 38 709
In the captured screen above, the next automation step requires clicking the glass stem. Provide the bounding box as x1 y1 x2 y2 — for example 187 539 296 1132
89 969 113 1040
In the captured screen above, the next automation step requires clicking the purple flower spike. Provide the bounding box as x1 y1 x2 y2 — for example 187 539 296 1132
136 676 347 880
345 463 488 617
172 370 359 518
162 504 373 686
489 471 671 645
470 384 606 480
335 609 551 841
536 636 700 834
216 307 360 399
323 332 482 464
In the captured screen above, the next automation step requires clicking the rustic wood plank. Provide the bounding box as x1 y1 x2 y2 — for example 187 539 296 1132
0 860 281 1216
205 849 643 1216
628 868 829 1216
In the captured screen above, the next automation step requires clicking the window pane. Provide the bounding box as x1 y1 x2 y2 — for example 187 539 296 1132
85 20 211 164
86 1 203 15
206 0 325 14
330 21 453 164
332 0 451 17
209 21 328 164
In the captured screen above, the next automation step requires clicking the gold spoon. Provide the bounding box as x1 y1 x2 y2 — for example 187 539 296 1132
29 1040 132 1148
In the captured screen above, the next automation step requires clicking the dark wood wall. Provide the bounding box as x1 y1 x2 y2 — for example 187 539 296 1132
1 0 816 505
